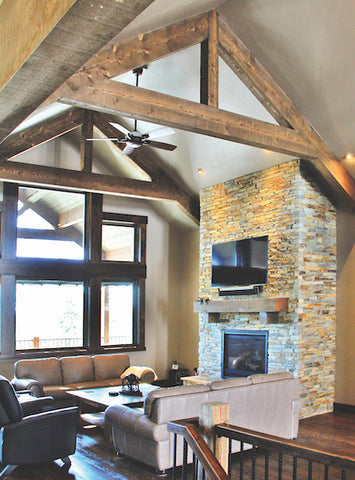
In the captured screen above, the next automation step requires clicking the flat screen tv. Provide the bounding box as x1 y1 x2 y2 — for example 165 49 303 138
211 235 268 289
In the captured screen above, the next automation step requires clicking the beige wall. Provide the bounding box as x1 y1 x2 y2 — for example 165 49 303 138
170 229 200 374
335 208 355 406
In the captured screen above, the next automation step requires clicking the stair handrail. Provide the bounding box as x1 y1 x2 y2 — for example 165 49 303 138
167 418 229 480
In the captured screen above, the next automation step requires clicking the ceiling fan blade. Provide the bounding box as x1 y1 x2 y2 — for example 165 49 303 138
145 140 177 151
109 122 131 136
86 138 118 141
121 145 136 156
147 126 175 139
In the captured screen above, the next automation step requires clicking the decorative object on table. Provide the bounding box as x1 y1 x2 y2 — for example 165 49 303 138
120 373 142 396
171 360 179 370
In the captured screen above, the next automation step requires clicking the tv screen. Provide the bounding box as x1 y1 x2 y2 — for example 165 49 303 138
211 235 268 288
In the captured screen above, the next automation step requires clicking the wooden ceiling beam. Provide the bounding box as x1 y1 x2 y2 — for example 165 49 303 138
218 14 355 212
0 158 199 224
0 108 84 160
44 12 209 107
0 0 154 143
60 80 317 159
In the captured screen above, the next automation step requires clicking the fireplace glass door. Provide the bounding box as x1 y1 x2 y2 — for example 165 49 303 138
222 330 268 378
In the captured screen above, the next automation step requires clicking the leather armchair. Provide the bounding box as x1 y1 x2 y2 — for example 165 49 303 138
0 375 78 479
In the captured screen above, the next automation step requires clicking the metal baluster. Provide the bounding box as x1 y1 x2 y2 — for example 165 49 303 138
308 460 312 480
292 456 297 480
278 453 283 480
240 441 244 480
324 464 328 480
173 433 177 480
182 438 188 480
251 445 256 480
228 438 232 477
341 470 346 480
193 454 198 480
264 451 269 480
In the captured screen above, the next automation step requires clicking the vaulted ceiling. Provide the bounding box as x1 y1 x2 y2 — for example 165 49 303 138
0 0 354 228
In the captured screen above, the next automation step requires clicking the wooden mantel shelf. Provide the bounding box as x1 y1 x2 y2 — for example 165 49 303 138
193 297 289 324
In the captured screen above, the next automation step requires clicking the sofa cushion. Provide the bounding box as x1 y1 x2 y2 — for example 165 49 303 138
144 384 210 422
14 357 62 386
210 377 252 390
61 356 94 384
92 354 130 381
121 366 157 384
248 372 293 384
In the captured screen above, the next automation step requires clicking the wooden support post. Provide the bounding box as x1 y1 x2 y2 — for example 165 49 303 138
80 110 94 172
199 402 229 476
200 10 219 107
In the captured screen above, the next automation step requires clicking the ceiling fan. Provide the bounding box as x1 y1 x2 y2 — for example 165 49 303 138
87 66 177 156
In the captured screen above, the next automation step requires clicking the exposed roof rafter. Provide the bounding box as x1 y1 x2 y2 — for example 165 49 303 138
43 12 210 109
0 108 84 160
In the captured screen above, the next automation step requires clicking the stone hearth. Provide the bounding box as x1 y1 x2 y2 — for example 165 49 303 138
198 160 336 418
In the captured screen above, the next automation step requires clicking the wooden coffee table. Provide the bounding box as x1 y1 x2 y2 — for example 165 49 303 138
67 383 159 436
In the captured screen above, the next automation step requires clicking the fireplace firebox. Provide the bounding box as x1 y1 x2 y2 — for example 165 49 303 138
222 329 268 378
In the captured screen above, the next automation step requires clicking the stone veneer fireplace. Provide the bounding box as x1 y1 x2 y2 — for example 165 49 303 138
198 160 336 418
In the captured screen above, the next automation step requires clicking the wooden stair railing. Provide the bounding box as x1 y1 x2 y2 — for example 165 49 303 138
167 419 229 480
215 423 355 479
168 418 355 480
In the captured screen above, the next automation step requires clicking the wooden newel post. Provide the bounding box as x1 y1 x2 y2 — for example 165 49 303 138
199 402 230 476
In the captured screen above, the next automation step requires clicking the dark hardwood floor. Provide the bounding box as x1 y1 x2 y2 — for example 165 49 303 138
4 411 355 479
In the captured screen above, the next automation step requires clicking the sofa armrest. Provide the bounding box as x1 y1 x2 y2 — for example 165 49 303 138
12 378 44 397
121 366 158 384
105 404 168 442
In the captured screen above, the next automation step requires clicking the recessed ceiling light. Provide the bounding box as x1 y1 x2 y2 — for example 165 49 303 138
345 153 354 160
197 168 206 175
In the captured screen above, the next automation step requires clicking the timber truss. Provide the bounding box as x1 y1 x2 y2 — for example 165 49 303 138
0 9 354 220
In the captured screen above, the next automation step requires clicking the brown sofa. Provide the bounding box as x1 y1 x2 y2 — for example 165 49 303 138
12 354 157 405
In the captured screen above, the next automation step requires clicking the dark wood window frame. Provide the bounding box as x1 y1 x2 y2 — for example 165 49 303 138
0 182 147 359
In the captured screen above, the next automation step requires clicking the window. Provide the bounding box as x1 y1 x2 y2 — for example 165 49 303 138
102 224 135 261
16 281 84 350
17 187 85 260
100 282 134 346
0 183 147 357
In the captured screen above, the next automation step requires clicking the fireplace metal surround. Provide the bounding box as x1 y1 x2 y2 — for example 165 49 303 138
222 329 268 378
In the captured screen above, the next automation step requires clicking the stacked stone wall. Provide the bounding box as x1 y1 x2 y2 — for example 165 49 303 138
199 160 336 417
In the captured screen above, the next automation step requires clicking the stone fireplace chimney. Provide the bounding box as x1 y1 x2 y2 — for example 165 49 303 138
198 160 336 418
